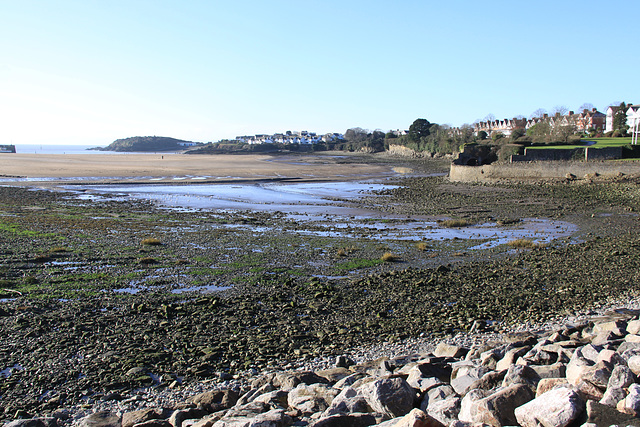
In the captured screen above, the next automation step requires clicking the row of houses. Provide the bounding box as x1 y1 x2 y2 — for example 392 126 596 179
473 105 640 140
235 131 344 145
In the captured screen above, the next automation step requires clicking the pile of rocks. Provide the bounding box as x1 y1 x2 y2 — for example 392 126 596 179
11 309 640 426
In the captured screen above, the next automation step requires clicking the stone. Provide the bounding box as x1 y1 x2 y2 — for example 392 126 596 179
132 421 172 427
425 397 460 426
79 412 122 427
359 377 415 419
528 362 566 379
627 319 640 335
407 361 452 383
536 378 569 396
600 387 627 407
501 364 540 392
123 408 168 427
333 373 368 390
169 409 208 427
575 380 605 401
275 371 330 390
514 386 584 427
628 334 640 343
608 364 636 389
451 365 489 395
5 419 56 427
390 408 446 427
495 346 530 371
621 383 640 415
250 409 292 427
579 361 612 389
309 413 379 427
629 355 640 376
223 401 270 419
457 389 487 423
406 376 444 393
473 384 534 426
617 342 640 355
468 370 506 392
315 368 351 383
190 390 240 413
322 387 369 417
287 383 339 414
593 320 627 335
433 343 468 359
253 390 289 408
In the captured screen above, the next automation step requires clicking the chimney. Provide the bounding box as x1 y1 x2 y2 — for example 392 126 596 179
569 111 574 116
592 107 597 112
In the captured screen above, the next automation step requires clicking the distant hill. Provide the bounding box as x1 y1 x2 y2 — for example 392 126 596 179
93 136 197 152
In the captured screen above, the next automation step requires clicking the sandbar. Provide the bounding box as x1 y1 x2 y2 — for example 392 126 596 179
0 153 394 185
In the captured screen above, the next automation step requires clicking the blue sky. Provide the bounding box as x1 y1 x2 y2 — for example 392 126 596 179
1 0 638 145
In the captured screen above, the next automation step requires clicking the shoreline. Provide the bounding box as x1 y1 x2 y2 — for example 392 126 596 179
0 153 396 186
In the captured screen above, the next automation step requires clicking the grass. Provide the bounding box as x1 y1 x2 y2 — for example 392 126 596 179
335 258 383 270
381 252 396 262
506 238 543 249
437 219 472 228
527 137 634 150
141 238 162 246
415 242 430 251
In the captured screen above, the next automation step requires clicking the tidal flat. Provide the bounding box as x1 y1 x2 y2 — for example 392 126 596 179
1 154 640 417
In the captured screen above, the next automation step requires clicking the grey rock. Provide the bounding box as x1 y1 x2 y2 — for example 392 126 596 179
322 387 369 417
473 384 534 426
359 377 416 419
122 408 168 427
309 413 379 427
608 364 636 390
78 412 122 427
501 364 540 392
433 343 468 359
600 386 626 407
514 386 584 427
425 396 460 426
287 383 339 414
4 419 57 427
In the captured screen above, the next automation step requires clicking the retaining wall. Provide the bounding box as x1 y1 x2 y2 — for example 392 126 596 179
450 161 640 182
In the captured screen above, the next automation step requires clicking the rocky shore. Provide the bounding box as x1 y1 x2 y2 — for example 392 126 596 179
10 301 640 426
2 156 640 426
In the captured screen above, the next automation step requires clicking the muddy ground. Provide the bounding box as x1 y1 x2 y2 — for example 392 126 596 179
2 154 640 418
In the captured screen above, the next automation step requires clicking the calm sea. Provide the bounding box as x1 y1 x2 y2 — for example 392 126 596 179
14 144 107 155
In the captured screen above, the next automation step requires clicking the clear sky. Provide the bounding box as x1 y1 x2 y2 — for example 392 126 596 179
1 0 638 145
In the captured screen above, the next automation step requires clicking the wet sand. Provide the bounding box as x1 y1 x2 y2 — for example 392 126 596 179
0 153 393 184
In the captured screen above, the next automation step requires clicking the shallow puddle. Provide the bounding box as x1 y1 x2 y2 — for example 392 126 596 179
69 181 578 249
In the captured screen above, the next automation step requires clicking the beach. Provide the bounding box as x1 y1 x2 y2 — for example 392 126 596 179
0 153 394 183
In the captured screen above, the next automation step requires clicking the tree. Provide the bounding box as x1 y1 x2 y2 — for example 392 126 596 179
613 102 628 133
344 128 369 143
552 105 568 117
579 102 594 112
477 130 488 140
483 114 496 122
531 108 546 119
408 118 432 142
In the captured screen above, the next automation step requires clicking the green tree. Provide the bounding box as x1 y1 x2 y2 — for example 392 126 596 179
613 102 628 133
408 118 432 142
477 130 488 140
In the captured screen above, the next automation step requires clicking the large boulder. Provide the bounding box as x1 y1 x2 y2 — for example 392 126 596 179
514 387 584 427
359 377 416 419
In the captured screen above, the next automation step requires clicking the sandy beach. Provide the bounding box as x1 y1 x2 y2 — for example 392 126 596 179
0 153 394 184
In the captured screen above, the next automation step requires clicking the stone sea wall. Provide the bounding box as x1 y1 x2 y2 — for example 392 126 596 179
450 161 640 182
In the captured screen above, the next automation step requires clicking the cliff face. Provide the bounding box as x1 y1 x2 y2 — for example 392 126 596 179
98 136 194 152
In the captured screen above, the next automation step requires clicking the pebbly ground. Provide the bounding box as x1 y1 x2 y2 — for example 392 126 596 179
1 155 640 420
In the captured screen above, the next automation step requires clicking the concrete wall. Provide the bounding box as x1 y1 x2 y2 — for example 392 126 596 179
450 161 640 182
585 146 623 161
